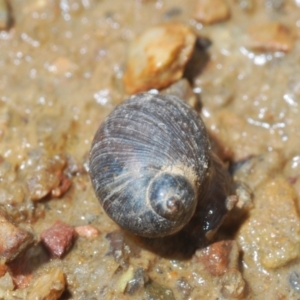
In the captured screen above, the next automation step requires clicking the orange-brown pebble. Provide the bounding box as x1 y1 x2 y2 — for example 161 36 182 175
247 22 293 52
0 210 33 262
195 240 240 276
194 0 230 25
123 22 196 94
75 225 100 238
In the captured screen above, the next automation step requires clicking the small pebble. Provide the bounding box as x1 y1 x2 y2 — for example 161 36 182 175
194 0 230 25
26 170 59 201
123 22 196 94
220 269 245 298
195 240 240 276
51 173 71 198
41 221 75 258
0 210 33 262
289 271 300 293
247 22 293 53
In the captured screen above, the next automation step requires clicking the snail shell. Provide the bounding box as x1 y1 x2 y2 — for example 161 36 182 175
89 93 233 238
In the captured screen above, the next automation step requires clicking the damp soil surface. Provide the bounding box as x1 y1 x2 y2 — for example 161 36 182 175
1 0 300 299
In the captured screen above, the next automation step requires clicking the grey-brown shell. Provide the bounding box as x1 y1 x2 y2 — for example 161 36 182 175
89 93 212 238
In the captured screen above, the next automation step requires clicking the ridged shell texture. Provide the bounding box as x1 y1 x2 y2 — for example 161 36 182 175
89 93 211 237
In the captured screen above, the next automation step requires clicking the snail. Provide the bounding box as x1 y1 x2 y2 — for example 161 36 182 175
89 93 237 239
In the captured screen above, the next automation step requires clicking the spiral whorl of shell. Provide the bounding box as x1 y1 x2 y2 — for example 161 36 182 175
89 93 212 237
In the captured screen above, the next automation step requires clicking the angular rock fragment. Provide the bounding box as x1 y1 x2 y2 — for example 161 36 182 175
125 268 149 295
0 210 33 262
41 221 75 258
